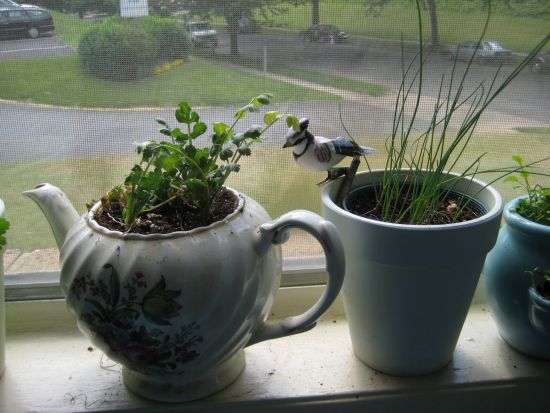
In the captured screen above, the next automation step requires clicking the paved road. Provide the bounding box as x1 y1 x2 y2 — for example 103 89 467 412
228 32 550 125
1 31 548 163
0 35 73 60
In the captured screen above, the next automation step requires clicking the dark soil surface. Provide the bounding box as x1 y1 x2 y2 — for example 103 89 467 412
536 282 550 299
93 187 239 234
345 188 482 225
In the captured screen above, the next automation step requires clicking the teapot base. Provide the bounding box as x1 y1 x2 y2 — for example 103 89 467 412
122 350 246 403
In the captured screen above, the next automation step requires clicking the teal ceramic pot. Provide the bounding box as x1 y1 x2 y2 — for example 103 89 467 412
0 199 5 378
484 196 550 358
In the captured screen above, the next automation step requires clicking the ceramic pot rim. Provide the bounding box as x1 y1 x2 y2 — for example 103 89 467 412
504 196 550 236
529 286 550 309
321 169 503 231
0 199 4 219
85 187 245 240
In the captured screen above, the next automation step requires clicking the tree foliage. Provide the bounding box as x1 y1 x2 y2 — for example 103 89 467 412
39 0 118 16
184 0 304 55
148 0 188 16
361 0 549 46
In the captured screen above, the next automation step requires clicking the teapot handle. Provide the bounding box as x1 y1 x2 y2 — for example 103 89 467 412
248 210 345 346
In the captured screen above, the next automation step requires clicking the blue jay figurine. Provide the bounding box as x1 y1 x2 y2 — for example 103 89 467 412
283 117 374 184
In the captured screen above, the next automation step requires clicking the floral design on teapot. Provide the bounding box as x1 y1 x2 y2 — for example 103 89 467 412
69 263 203 374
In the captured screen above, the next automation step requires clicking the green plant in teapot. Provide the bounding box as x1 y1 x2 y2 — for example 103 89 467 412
97 94 299 233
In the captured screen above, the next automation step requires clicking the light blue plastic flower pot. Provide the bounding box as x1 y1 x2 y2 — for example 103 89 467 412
322 170 503 376
484 196 550 358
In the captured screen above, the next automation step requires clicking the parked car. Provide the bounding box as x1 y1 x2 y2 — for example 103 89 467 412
182 20 218 48
442 40 513 64
529 52 550 74
300 24 348 43
0 0 39 9
0 6 54 39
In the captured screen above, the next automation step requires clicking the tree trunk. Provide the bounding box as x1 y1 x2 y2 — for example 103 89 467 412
426 0 439 47
312 0 320 25
226 15 240 56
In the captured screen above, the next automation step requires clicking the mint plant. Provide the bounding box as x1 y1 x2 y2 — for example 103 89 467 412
0 217 9 249
100 94 298 232
504 155 550 226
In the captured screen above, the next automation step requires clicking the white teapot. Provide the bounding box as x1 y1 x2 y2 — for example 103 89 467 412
25 183 344 402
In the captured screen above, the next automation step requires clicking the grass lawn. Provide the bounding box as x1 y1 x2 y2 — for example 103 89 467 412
3 131 549 251
49 10 94 48
0 55 339 107
264 0 550 53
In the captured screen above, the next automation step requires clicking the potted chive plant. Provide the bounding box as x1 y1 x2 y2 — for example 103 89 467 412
317 2 549 375
484 156 550 358
25 95 345 402
0 200 8 379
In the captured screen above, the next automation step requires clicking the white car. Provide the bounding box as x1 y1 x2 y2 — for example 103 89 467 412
182 20 218 48
0 0 39 9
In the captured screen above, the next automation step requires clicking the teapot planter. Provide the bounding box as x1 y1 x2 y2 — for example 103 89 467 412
25 183 345 402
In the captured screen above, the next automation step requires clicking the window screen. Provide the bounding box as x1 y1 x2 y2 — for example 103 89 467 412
1 0 549 276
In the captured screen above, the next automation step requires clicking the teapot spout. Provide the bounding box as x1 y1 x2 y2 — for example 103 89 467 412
23 184 80 250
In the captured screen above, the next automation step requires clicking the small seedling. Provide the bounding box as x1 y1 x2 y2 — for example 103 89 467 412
504 155 550 226
0 217 9 249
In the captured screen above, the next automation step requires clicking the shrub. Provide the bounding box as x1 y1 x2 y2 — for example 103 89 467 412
140 16 192 61
78 17 191 81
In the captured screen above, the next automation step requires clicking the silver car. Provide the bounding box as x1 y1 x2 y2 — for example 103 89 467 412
0 0 39 9
443 40 513 64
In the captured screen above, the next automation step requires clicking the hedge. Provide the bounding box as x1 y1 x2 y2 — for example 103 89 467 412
78 17 192 81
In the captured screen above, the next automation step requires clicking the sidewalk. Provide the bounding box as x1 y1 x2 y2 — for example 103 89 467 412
4 248 60 274
3 229 324 275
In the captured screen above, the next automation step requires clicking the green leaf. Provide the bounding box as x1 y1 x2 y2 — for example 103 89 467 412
159 153 178 171
0 217 9 248
231 133 244 145
156 118 168 127
191 122 207 139
171 128 186 141
503 176 519 183
238 147 252 156
286 115 300 131
185 178 206 188
220 148 233 161
159 128 172 137
512 155 524 165
175 102 191 123
189 111 200 123
235 103 259 118
227 163 241 173
256 93 272 104
264 111 281 125
213 122 229 136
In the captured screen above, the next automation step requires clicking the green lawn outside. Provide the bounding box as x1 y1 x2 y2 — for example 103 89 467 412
3 130 549 251
0 55 340 107
2 4 547 108
1 4 549 251
49 10 94 48
261 0 550 53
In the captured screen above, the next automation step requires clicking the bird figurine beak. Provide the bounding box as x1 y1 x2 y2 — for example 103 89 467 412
282 141 291 148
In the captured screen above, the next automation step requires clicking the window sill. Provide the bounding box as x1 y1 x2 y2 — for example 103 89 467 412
2 288 550 413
